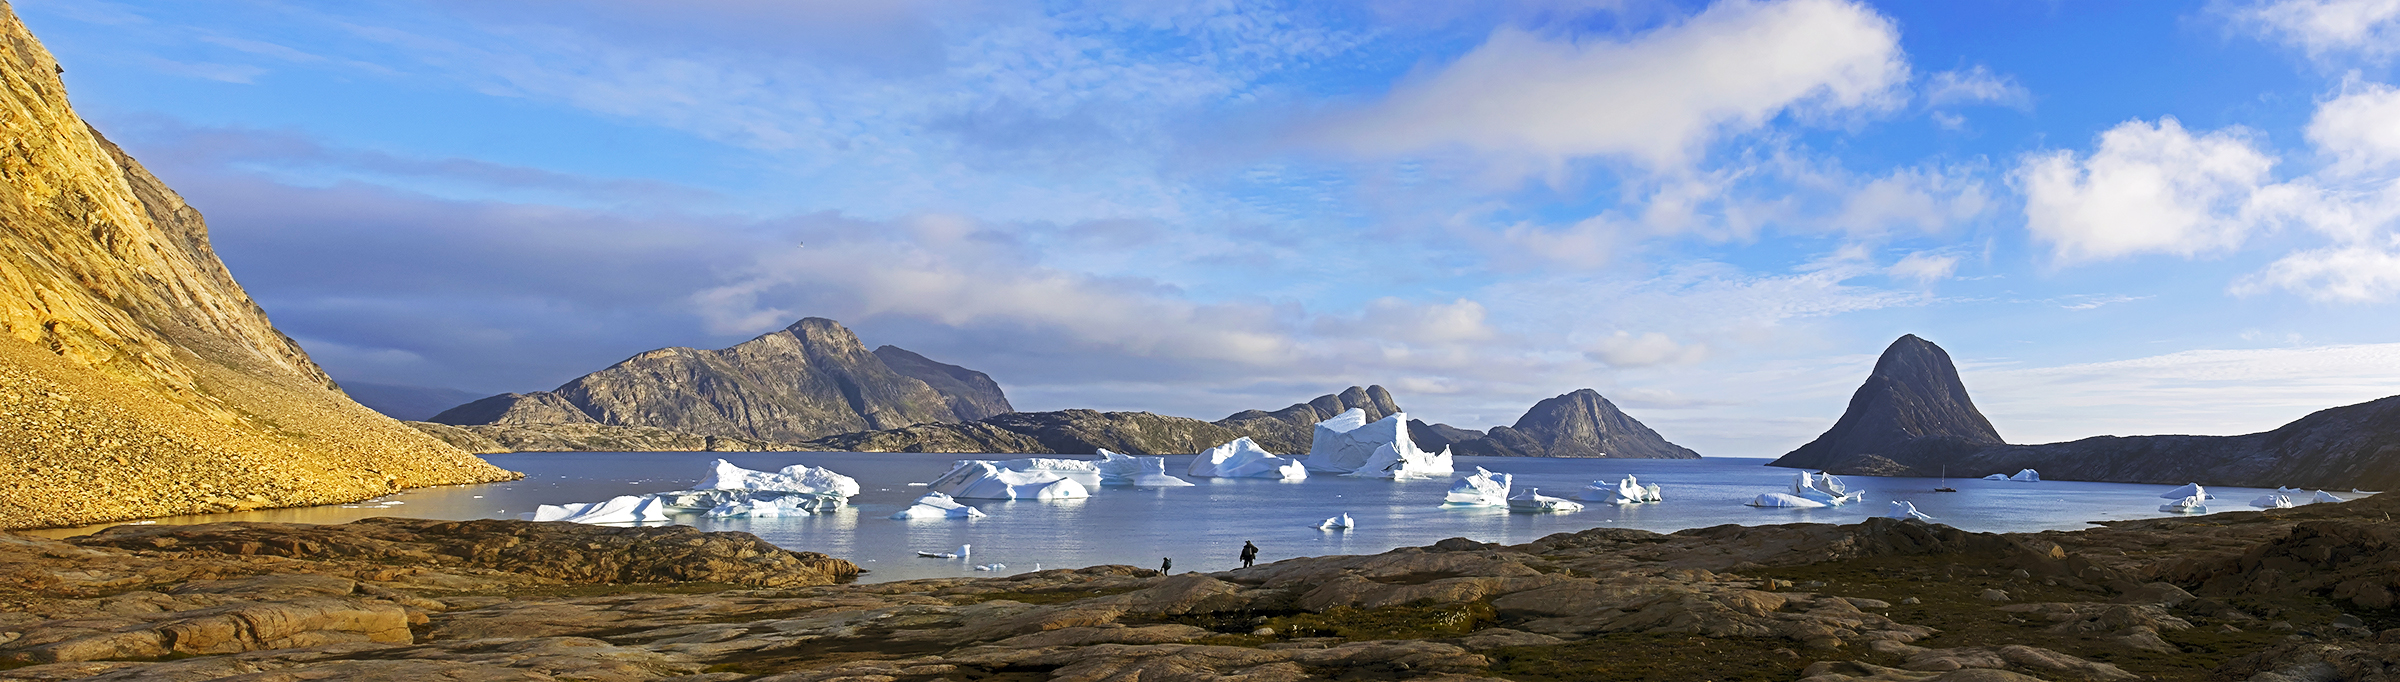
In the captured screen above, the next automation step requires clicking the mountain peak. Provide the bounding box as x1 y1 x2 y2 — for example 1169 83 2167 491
1769 334 2003 469
1454 388 1699 459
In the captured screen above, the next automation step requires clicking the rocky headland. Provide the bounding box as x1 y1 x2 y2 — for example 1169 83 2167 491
1450 389 1701 459
0 5 516 531
7 490 2400 680
1776 335 2400 490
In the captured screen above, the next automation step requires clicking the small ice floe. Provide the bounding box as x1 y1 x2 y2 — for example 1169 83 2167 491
2250 494 2294 509
974 563 1007 571
2356 489 2381 495
1983 473 2008 480
1507 488 1584 513
1097 449 1196 487
1319 513 1355 530
1444 467 1512 507
2314 490 2345 504
1188 437 1308 480
1582 474 1663 505
2159 483 2212 500
471 495 484 499
1886 500 1936 522
928 461 1091 500
529 495 670 524
2158 495 2208 514
1747 492 1828 508
918 544 972 559
889 492 988 520
907 482 929 487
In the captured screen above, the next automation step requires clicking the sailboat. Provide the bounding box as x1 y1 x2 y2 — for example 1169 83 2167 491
1933 466 1957 493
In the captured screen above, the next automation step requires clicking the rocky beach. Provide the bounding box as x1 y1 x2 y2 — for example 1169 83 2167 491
5 488 2399 681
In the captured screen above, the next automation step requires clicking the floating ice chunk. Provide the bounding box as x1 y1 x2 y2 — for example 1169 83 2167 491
1188 438 1308 480
1098 449 1196 487
1318 513 1354 530
2250 494 2294 509
1306 410 1448 477
995 458 1104 489
693 459 860 498
1982 474 2009 480
705 496 839 518
2314 490 2345 504
2158 495 2207 514
1790 471 1864 505
974 563 1006 571
2159 483 2211 500
648 489 845 515
2009 469 2040 482
1583 474 1662 504
1445 467 1512 507
889 492 989 520
1886 500 1935 522
1507 488 1584 513
928 461 1092 500
530 495 670 524
918 544 972 559
2355 489 2381 495
1747 492 1829 508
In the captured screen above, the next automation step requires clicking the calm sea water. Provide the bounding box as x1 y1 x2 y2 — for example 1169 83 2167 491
27 453 2342 583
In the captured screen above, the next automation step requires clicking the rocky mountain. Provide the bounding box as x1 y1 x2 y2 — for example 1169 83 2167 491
1217 385 1403 453
873 345 1013 421
429 318 1006 442
1789 335 2400 489
799 386 1401 455
1451 389 1700 459
406 421 803 455
1768 334 2004 470
1408 419 1487 453
0 7 515 529
341 381 486 422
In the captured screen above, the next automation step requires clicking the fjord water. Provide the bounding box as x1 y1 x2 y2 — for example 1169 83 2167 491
37 452 2337 582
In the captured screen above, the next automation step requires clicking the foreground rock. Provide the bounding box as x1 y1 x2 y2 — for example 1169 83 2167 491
15 492 2400 680
0 5 517 531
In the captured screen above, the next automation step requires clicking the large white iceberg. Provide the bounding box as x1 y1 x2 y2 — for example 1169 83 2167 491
928 460 1092 500
1187 437 1308 480
2159 483 2212 500
2009 469 2040 482
889 492 989 520
694 459 861 498
1319 512 1354 530
1305 409 1453 478
1747 492 1829 508
532 495 671 524
2250 494 2294 509
993 458 1104 489
1445 467 1512 507
1097 449 1196 487
1582 474 1662 505
2159 495 2207 514
1507 488 1584 513
1791 471 1864 505
2313 490 2345 504
1886 500 1935 522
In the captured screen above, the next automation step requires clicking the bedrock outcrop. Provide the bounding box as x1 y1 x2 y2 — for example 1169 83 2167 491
13 492 2397 679
0 5 516 530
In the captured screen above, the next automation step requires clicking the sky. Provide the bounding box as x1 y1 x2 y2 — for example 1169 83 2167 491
19 0 2400 456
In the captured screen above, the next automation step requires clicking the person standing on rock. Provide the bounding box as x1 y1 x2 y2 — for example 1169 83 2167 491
1240 541 1258 568
1161 557 1172 575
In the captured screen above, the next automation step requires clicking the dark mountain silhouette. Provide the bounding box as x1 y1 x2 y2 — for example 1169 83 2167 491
1769 334 2003 470
1451 389 1700 459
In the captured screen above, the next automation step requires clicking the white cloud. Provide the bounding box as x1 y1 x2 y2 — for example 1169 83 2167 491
2227 0 2400 62
2056 294 2150 310
2235 244 2400 301
1586 331 1710 367
1887 251 1959 283
2015 117 2278 262
2307 78 2400 171
1315 0 1907 169
1831 166 1991 235
1924 65 2031 109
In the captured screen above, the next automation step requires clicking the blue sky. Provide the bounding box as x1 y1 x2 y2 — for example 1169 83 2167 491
21 0 2400 456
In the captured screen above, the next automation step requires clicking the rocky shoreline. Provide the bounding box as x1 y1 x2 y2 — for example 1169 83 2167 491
7 496 2400 681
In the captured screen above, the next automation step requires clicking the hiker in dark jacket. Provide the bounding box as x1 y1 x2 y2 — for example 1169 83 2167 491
1161 557 1172 574
1239 541 1258 568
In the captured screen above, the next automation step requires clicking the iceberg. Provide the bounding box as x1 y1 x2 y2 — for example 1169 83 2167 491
974 563 1007 571
1445 467 1513 507
531 495 670 524
1305 409 1453 478
1982 473 2009 480
1582 474 1662 504
888 492 989 520
1096 449 1196 487
1318 512 1355 530
2009 469 2040 482
927 460 1092 500
2158 495 2207 514
994 458 1104 489
1507 488 1584 513
1886 500 1936 522
2159 483 2211 500
1747 492 1829 508
1791 471 1864 505
694 459 861 498
2249 494 2294 509
2314 490 2345 504
1187 437 1308 480
705 496 841 518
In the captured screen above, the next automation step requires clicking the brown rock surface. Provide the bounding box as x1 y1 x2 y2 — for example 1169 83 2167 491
0 4 516 530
